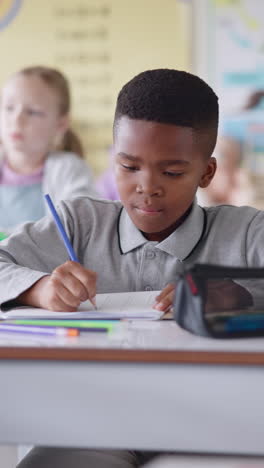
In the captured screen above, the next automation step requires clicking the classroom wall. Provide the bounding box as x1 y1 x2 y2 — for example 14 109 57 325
0 0 191 174
193 0 264 114
1 1 261 178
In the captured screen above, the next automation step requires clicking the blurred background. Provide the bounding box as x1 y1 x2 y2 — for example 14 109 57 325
1 2 264 465
0 0 263 206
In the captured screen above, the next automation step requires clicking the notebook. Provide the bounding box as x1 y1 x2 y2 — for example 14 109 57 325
0 290 163 321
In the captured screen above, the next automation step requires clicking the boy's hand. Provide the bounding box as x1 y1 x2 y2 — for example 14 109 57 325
153 283 175 312
18 261 97 312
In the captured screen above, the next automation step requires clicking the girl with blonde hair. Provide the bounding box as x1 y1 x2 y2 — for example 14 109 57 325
0 65 97 235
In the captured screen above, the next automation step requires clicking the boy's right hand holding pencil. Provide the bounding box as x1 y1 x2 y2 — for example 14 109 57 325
18 261 97 312
19 194 97 312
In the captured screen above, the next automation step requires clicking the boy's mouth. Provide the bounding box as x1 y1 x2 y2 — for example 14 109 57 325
134 205 163 216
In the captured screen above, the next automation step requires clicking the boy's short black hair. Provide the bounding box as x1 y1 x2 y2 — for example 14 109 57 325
113 68 219 158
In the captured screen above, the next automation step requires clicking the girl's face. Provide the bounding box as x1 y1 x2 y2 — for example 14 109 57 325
0 75 68 166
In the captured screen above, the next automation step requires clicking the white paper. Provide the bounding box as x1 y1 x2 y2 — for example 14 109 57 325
1 291 163 320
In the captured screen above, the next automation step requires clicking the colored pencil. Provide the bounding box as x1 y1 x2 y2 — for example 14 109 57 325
0 323 79 337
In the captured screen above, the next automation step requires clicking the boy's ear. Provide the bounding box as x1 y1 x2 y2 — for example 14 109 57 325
199 157 217 188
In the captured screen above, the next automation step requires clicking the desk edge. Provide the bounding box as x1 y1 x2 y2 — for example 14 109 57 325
0 347 263 365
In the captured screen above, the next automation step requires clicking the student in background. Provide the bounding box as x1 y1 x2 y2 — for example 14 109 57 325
197 136 254 207
0 65 97 235
1 69 264 467
200 90 264 207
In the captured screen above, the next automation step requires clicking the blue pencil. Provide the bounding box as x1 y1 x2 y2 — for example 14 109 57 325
44 194 78 262
44 194 97 309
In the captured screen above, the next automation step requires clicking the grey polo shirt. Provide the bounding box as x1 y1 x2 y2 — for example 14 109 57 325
0 196 264 308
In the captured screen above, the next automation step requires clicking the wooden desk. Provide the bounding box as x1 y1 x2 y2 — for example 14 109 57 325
1 321 264 455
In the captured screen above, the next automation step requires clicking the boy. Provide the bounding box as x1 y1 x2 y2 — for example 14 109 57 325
1 69 264 468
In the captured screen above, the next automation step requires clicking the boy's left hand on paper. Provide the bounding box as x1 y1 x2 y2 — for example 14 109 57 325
19 261 97 312
153 283 175 312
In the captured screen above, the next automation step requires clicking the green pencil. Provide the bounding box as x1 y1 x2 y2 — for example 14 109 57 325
0 232 8 241
4 319 116 331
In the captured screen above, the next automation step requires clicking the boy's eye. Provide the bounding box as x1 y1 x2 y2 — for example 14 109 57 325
163 171 184 177
121 164 138 171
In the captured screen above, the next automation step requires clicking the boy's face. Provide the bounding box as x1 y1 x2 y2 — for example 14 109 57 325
114 116 216 242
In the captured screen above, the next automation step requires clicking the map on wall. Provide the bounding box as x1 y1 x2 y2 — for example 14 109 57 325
209 0 264 112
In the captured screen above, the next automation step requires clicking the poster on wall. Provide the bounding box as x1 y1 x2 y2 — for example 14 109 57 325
0 0 191 174
207 0 264 113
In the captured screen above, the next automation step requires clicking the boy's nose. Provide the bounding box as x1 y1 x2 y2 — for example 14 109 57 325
136 175 163 196
136 185 162 196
